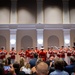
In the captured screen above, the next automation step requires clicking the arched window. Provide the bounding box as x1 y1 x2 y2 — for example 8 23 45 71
0 36 6 49
48 35 59 47
21 35 33 50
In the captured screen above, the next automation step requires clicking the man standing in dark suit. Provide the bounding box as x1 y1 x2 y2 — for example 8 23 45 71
29 53 38 68
65 56 75 75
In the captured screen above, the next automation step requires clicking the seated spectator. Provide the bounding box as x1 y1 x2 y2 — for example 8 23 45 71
50 59 69 75
0 62 4 75
49 57 59 74
29 53 38 68
13 62 20 75
7 64 16 75
31 58 43 74
3 58 10 75
7 62 20 75
63 60 68 67
71 66 75 75
19 71 26 75
0 62 4 68
21 63 31 74
45 56 54 67
7 71 26 75
7 57 11 65
20 57 25 68
0 67 4 75
35 62 49 75
65 56 75 75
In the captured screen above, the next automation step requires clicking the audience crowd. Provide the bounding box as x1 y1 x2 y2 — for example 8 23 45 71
0 46 75 75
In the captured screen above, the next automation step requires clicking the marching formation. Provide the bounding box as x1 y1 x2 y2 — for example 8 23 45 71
0 46 75 64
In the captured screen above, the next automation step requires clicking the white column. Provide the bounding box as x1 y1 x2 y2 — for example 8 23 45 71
10 29 17 50
37 29 44 49
10 0 17 24
37 0 43 24
63 0 69 24
63 29 70 47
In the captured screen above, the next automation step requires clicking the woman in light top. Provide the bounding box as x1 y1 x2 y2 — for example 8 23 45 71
20 63 31 74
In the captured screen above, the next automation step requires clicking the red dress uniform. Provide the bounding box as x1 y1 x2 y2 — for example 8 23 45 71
48 50 55 57
29 50 34 59
57 52 61 57
25 50 30 58
59 50 65 58
66 49 72 65
19 50 25 58
2 50 7 59
39 50 47 61
67 50 72 57
34 47 39 56
34 49 39 54
44 50 47 54
0 50 2 59
71 50 75 57
9 50 17 59
53 50 57 54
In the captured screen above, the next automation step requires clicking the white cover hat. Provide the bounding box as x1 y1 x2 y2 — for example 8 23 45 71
40 48 44 50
